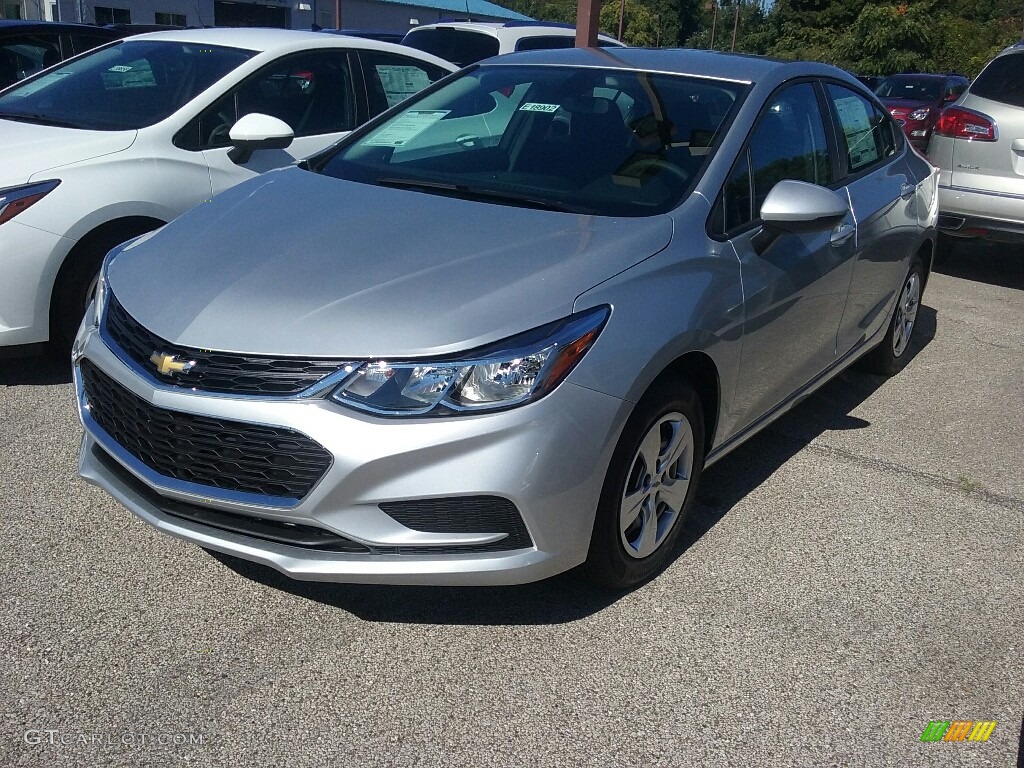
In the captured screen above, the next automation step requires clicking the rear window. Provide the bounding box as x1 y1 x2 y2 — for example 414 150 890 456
402 29 499 68
970 51 1024 108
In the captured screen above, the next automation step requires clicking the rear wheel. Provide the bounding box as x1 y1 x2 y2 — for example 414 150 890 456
583 380 705 589
862 256 924 376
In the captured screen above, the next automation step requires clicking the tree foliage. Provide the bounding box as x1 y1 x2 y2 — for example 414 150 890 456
499 0 1020 77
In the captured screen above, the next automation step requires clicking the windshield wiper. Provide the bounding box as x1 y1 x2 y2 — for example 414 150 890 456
376 177 591 214
0 112 82 128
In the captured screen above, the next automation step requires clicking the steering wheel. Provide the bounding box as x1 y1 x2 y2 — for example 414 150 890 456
206 109 236 147
617 156 691 186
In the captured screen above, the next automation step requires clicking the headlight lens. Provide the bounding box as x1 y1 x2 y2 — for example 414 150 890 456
909 107 931 121
330 305 610 416
0 179 60 227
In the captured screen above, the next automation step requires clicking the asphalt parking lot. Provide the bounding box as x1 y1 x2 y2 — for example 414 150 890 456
1 241 1021 768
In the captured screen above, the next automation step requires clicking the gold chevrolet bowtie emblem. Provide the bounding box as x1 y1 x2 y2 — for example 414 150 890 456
149 351 195 376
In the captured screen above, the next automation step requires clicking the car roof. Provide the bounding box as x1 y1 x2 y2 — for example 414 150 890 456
123 26 412 54
409 21 620 42
107 27 456 70
482 47 849 86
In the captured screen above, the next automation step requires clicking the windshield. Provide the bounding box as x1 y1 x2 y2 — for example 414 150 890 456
874 77 942 101
317 65 745 217
0 40 255 130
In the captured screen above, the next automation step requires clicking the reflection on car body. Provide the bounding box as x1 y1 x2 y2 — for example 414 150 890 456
74 48 938 589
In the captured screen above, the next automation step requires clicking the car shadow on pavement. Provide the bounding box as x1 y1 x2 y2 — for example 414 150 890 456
0 350 73 386
212 305 938 625
935 240 1023 290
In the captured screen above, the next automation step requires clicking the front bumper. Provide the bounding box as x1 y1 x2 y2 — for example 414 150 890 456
74 320 630 585
0 220 69 347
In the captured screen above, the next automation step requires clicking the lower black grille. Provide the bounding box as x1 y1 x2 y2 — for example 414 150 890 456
82 360 331 499
93 445 367 552
105 294 349 395
379 496 533 551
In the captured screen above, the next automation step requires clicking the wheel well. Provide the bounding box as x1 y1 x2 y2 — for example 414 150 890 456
50 216 164 323
649 351 720 457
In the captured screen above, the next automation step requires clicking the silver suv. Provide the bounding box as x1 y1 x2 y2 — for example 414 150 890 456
402 21 624 68
929 42 1024 249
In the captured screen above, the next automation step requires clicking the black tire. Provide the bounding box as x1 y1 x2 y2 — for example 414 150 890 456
50 226 152 352
862 256 925 377
50 247 105 353
582 379 705 589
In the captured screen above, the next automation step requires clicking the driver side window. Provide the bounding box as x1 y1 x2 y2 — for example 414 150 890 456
712 81 831 235
183 51 356 150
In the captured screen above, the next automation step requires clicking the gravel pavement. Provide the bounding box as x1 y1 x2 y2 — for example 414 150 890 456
1 242 1021 768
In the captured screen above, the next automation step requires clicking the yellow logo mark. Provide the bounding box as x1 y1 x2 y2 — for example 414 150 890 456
149 351 195 376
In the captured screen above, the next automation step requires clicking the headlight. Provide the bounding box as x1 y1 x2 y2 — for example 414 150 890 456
0 179 60 226
330 305 610 416
909 108 931 121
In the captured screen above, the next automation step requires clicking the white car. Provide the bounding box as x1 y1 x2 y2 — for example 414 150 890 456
0 28 454 351
402 21 624 68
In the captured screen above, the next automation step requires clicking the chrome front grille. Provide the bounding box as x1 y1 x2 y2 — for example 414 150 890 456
104 293 349 396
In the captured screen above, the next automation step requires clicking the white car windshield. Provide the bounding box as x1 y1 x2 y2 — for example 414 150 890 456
318 65 746 217
0 40 255 130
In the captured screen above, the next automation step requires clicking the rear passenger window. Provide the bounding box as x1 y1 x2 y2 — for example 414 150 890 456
969 52 1024 108
827 84 895 174
515 36 575 52
361 51 449 112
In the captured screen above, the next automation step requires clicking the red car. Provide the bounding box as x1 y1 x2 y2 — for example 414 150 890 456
874 73 969 154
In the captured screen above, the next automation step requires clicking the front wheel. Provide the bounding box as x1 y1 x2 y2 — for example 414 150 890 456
583 380 705 589
862 257 924 376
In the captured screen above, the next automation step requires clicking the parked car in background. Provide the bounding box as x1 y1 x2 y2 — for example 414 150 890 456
320 29 406 45
0 20 121 90
0 27 454 352
74 48 937 589
402 21 624 68
855 74 883 92
874 73 969 152
930 42 1024 250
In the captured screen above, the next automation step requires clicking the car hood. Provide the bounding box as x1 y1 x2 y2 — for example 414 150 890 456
0 120 136 186
107 167 674 358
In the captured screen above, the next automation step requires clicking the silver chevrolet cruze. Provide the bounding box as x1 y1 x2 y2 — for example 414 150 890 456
74 48 937 588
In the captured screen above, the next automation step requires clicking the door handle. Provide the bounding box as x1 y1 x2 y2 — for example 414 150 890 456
831 222 855 246
1011 138 1024 153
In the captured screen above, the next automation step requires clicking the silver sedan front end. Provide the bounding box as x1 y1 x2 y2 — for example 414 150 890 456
73 302 630 586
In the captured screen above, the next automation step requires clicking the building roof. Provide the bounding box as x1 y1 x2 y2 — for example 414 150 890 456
373 0 531 22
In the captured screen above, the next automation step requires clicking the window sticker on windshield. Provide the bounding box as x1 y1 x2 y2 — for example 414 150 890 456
363 110 449 147
8 71 71 97
834 96 880 168
519 102 560 113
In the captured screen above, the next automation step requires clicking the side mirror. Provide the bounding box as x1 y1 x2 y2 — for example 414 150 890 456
753 179 849 254
227 113 294 165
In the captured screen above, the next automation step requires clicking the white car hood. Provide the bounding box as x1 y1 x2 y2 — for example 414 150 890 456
0 119 136 186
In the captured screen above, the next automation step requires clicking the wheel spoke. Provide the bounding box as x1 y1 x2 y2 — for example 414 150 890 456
636 428 662 478
620 489 646 533
660 419 692 474
657 476 690 514
636 504 658 558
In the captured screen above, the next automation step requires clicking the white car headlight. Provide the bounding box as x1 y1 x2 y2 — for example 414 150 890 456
330 306 610 416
